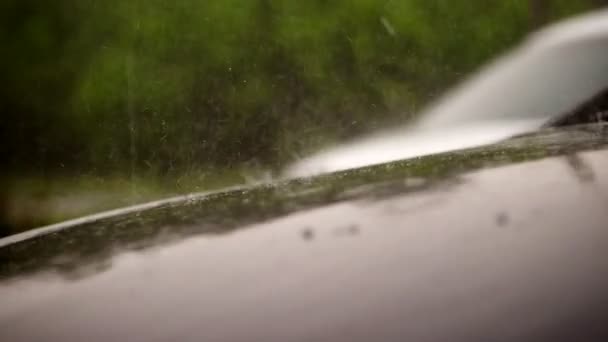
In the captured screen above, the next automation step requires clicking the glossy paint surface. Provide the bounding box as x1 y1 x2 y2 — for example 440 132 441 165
2 125 608 341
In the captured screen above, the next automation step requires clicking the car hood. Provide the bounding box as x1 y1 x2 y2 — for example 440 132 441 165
1 124 608 341
1 123 608 279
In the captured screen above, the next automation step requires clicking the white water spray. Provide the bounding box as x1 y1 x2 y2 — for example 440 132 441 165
285 9 608 178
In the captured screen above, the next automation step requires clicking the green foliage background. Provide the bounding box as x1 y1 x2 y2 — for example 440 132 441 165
0 0 604 234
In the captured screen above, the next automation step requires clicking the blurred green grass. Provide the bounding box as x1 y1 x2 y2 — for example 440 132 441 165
1 0 603 236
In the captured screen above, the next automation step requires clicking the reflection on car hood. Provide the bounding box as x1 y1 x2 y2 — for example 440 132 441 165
1 124 608 342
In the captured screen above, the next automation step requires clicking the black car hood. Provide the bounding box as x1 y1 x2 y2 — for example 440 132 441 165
1 124 608 341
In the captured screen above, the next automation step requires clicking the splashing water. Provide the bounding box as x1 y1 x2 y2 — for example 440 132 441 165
285 119 546 177
285 9 608 178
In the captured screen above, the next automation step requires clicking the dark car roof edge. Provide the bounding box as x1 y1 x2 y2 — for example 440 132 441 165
0 185 249 249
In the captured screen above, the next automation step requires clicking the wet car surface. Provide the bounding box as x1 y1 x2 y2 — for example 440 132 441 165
1 124 608 341
3 8 608 341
